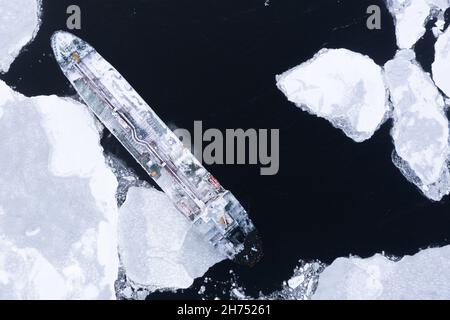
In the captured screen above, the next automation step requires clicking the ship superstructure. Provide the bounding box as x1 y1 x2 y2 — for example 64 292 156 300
51 31 260 264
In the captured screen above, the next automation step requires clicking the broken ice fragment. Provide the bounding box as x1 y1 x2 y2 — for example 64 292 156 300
287 275 305 289
118 187 225 291
276 48 389 142
384 50 450 201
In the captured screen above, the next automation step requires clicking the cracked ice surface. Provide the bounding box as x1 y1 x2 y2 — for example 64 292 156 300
385 0 450 49
0 0 42 73
384 50 450 201
313 246 450 300
118 187 225 291
433 27 450 97
276 48 389 142
0 81 119 299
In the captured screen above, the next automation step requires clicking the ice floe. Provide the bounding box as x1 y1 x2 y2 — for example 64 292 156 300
0 81 119 299
433 27 450 97
313 246 450 299
385 0 450 49
118 186 225 292
0 0 42 73
384 50 450 201
276 48 389 142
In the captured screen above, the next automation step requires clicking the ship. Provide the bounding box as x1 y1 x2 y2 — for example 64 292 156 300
51 31 261 265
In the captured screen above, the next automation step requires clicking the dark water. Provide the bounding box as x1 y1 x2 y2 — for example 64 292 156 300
415 17 438 73
2 0 450 298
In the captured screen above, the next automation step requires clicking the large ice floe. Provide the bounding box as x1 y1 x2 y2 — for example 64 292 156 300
0 80 119 299
313 246 450 300
385 0 450 48
276 48 390 142
0 0 42 73
384 50 450 201
118 186 225 292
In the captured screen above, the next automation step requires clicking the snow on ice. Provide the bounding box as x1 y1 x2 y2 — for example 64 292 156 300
384 50 450 201
433 26 450 97
0 0 42 73
385 0 450 49
118 186 225 291
313 246 450 300
276 48 389 142
0 81 119 299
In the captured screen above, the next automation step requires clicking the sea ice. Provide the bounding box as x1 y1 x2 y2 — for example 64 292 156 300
217 260 324 300
313 246 450 299
0 0 42 73
432 27 450 97
384 50 450 201
261 261 324 300
0 80 119 299
386 0 431 49
276 48 389 142
385 0 450 49
118 186 225 291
